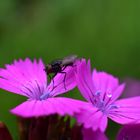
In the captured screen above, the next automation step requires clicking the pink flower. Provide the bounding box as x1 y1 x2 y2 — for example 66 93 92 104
0 58 84 117
75 59 140 132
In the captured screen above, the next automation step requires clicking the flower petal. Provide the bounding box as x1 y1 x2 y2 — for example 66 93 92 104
0 58 47 98
76 59 95 102
10 97 85 117
109 97 140 124
75 103 108 132
92 70 125 104
109 83 125 104
92 69 119 93
82 128 108 140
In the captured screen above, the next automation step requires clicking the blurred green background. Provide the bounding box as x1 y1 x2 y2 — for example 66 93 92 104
0 0 140 139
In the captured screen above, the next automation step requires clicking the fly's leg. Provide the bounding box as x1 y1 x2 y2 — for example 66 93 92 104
49 66 67 92
49 72 57 92
59 71 67 90
48 74 52 83
61 66 68 90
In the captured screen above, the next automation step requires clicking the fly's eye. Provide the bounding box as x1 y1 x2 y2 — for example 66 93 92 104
45 64 51 72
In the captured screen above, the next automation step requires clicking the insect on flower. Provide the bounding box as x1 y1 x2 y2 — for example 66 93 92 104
0 58 85 118
44 55 78 90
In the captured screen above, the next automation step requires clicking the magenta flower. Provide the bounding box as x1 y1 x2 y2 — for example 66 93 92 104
0 58 84 117
75 59 140 132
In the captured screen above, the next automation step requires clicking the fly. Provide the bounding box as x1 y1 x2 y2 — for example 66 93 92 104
44 55 78 90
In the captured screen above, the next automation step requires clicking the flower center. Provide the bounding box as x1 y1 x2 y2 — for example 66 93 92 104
39 92 51 100
92 90 119 114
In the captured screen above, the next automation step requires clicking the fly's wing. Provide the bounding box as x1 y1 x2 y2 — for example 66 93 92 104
62 55 78 66
51 59 62 65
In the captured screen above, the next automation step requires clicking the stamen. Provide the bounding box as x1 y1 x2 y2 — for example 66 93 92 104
40 92 50 100
92 89 120 114
107 93 112 98
104 89 113 107
93 90 104 109
108 104 120 110
106 89 112 98
96 100 104 109
95 90 101 96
